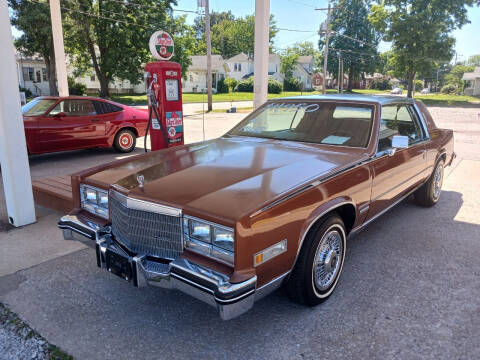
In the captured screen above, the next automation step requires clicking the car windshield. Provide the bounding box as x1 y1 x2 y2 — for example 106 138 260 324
228 101 374 148
22 98 57 116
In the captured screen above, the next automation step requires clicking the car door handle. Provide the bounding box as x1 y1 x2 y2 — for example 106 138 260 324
91 118 100 122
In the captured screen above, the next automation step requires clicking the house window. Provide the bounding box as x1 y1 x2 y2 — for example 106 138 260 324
42 68 48 81
234 63 237 71
36 70 41 83
238 63 242 71
189 75 193 81
90 74 95 81
22 67 34 81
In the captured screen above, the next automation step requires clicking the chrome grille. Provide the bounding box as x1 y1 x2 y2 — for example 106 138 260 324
109 191 183 259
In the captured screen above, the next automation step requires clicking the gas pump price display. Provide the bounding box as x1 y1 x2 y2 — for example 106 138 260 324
165 79 179 101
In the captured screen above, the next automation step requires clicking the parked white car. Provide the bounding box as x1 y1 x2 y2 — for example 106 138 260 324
421 88 430 94
391 87 403 95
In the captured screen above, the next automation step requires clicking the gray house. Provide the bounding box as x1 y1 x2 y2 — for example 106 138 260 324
462 67 480 96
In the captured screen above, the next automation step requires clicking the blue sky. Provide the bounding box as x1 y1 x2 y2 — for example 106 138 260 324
10 0 480 61
175 0 480 61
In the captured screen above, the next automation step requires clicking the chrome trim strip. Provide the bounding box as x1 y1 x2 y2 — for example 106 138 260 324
359 205 369 214
254 271 290 301
109 190 182 217
184 215 234 232
412 102 430 140
292 201 355 269
351 183 423 234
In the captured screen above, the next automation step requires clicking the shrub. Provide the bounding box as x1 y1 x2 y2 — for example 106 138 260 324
19 86 32 98
268 78 283 94
368 78 390 90
224 78 238 93
414 80 424 92
284 77 302 91
234 76 254 92
67 77 86 95
441 84 457 94
216 78 229 93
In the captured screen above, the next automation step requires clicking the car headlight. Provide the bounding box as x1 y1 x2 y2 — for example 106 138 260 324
80 184 109 219
183 216 234 265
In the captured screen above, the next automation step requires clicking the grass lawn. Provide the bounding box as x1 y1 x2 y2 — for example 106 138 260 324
110 90 479 107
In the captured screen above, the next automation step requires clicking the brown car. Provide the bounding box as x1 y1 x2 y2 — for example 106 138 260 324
58 95 455 320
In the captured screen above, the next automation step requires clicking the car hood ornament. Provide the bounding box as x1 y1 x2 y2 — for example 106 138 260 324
136 174 145 188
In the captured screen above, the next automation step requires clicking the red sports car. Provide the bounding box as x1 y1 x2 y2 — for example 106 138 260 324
22 96 149 154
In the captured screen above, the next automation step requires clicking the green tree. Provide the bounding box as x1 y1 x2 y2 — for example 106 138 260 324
192 13 278 58
445 64 475 89
288 41 323 72
64 0 194 97
467 54 480 66
9 0 58 95
320 0 380 91
280 51 300 79
369 0 480 98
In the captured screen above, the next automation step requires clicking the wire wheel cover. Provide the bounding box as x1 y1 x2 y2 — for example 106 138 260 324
313 228 344 291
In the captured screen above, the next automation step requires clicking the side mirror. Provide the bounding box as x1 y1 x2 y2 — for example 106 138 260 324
54 112 66 118
391 135 409 149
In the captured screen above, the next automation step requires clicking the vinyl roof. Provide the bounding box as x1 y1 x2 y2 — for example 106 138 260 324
273 93 415 105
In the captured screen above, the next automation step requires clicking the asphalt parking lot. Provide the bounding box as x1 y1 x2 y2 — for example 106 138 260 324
0 105 479 359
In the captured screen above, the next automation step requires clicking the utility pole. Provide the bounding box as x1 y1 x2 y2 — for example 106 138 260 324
0 0 36 226
316 3 333 94
253 0 270 109
205 0 212 111
340 55 344 93
49 0 69 96
337 51 341 93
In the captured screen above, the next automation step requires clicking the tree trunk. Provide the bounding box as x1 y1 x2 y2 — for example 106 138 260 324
83 25 110 97
347 65 354 91
98 74 110 98
45 39 58 96
407 71 415 98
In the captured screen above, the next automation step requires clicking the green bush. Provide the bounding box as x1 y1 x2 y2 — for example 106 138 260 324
368 78 390 90
224 78 238 93
414 80 424 92
441 84 457 94
67 77 86 95
268 78 283 94
216 78 229 93
234 76 254 92
19 86 32 98
284 77 302 91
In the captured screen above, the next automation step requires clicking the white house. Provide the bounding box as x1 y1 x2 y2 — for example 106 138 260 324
16 51 51 96
292 56 314 90
224 52 283 83
182 55 227 93
463 67 480 96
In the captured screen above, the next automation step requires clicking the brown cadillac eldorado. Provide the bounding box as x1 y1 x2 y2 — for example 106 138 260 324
58 94 455 320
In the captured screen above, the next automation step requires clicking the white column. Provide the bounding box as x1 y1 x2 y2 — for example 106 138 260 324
0 0 36 226
49 0 69 96
253 0 270 109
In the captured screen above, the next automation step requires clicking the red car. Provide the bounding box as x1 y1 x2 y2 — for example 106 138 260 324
22 96 148 154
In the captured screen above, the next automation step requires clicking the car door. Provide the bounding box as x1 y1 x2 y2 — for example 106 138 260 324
365 104 428 221
92 100 123 141
38 99 103 152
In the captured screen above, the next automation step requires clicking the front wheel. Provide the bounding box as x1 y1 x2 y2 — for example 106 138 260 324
286 214 346 306
414 159 444 207
113 129 136 153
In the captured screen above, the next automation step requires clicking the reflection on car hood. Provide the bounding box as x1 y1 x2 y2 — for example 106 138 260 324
86 136 366 221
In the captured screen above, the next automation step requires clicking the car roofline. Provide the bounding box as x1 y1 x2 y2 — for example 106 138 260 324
268 94 415 105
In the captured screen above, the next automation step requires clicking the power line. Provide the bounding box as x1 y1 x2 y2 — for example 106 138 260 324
277 28 315 33
100 0 200 14
331 31 378 49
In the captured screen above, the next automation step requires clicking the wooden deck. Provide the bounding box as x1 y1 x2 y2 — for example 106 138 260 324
32 175 73 213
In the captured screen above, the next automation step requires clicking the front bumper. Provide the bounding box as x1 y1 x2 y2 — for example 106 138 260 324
58 214 257 320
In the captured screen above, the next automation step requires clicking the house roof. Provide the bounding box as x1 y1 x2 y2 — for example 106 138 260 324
226 53 249 62
297 56 313 64
189 55 225 71
462 67 480 80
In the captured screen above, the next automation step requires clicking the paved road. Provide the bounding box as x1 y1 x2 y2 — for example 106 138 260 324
0 106 479 359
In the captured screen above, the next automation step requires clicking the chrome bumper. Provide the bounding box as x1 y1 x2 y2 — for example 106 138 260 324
58 215 257 320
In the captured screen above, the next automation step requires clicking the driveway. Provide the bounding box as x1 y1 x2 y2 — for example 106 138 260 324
0 106 479 359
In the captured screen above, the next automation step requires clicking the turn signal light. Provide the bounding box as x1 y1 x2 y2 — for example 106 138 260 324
253 239 287 267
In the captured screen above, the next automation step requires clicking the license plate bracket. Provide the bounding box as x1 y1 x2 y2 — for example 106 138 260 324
105 249 133 282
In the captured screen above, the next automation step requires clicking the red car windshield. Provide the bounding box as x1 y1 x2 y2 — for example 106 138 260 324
22 98 57 116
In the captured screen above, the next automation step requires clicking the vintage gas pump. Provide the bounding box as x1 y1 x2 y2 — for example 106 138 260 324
144 31 184 152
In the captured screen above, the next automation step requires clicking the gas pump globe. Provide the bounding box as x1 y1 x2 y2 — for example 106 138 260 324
144 31 184 151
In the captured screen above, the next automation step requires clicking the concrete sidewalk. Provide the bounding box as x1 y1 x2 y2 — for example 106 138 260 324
0 106 479 359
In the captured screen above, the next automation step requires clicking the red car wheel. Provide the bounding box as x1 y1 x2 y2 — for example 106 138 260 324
114 129 136 153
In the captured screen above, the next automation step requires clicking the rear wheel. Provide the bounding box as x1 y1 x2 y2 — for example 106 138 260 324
414 159 444 207
286 214 346 306
114 129 136 153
